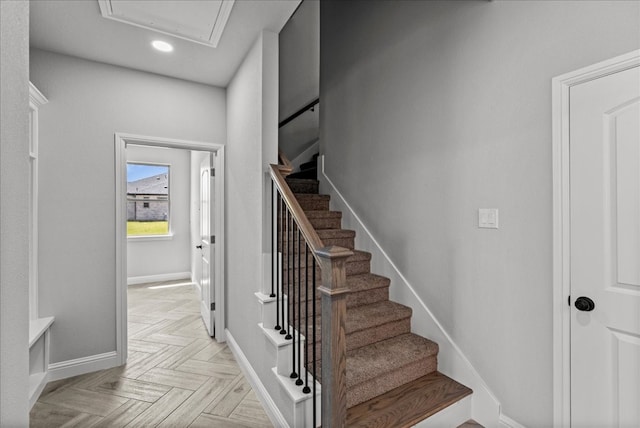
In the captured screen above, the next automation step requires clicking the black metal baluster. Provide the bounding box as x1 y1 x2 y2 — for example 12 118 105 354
290 221 298 379
284 212 296 340
312 258 317 426
296 228 303 386
303 243 311 393
282 208 289 337
274 191 281 331
270 182 276 298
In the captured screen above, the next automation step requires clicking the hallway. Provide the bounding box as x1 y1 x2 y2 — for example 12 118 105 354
30 280 272 427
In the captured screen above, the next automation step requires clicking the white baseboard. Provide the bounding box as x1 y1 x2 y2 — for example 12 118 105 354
319 155 501 427
127 272 191 285
225 329 289 428
500 414 526 428
48 351 119 382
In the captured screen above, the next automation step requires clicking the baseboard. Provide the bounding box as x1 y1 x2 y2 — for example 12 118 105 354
48 351 119 382
499 414 526 428
225 329 289 428
127 272 191 285
319 155 501 427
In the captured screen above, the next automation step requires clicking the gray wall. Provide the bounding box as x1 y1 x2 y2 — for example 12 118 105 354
127 145 191 280
279 0 319 120
0 1 30 424
30 49 226 364
319 1 640 425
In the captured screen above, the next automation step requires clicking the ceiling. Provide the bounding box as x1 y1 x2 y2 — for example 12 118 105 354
30 0 300 88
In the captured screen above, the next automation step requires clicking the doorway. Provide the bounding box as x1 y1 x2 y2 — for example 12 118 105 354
115 133 225 365
552 50 640 427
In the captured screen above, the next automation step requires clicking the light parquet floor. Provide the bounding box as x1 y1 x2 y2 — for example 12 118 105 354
30 280 274 428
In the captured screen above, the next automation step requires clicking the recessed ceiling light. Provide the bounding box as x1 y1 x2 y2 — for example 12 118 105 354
152 40 173 53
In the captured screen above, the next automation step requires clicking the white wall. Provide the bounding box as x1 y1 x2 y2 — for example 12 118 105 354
126 145 191 281
226 29 285 412
319 1 640 426
0 1 30 424
30 49 226 365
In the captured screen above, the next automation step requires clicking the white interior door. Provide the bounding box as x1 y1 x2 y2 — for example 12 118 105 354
570 64 640 427
199 153 215 336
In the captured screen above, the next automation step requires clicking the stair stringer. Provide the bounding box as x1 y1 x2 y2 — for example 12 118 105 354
318 155 502 428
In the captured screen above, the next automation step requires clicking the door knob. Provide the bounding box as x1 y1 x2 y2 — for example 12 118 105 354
196 245 203 249
575 296 595 312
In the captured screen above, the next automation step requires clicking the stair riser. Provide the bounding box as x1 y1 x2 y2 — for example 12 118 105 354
282 259 371 281
347 356 438 408
309 217 342 230
298 199 330 211
285 181 319 194
302 318 412 359
284 285 389 316
320 236 355 249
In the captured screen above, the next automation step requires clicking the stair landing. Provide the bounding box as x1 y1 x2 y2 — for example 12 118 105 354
346 371 472 428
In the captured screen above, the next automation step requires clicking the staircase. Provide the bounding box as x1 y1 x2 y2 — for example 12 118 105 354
283 176 472 427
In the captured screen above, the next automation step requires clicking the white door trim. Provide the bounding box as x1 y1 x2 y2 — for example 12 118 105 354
114 132 226 365
552 49 640 428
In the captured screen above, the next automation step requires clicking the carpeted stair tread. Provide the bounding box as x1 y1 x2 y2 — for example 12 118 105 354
346 371 473 427
305 301 412 353
316 229 356 248
347 333 438 387
284 178 319 194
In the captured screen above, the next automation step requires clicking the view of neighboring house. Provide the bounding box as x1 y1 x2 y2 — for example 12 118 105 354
127 172 169 222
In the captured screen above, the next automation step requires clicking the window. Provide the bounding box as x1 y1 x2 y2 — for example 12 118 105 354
126 163 170 236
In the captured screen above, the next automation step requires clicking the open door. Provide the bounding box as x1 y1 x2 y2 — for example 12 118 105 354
199 153 215 336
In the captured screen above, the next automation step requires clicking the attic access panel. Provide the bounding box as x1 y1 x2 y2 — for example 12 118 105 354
98 0 235 48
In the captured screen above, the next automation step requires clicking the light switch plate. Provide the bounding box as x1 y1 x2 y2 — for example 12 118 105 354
478 208 499 229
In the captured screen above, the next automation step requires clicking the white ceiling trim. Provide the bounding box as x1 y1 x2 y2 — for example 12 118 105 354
97 0 235 48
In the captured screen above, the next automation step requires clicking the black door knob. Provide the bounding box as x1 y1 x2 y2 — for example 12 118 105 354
575 296 595 312
196 245 203 249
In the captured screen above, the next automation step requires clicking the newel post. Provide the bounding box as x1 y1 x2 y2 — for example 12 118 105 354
316 245 353 428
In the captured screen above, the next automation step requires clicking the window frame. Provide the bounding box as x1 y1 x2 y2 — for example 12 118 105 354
126 161 172 239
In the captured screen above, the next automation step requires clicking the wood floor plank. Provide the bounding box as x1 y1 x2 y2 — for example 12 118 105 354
156 376 236 427
155 338 210 369
175 358 241 378
30 402 85 428
128 339 167 354
137 367 210 390
140 332 198 347
92 399 151 428
39 387 129 416
122 344 183 379
59 412 103 427
189 413 262 428
125 387 193 428
90 375 172 402
229 396 273 428
205 377 251 417
191 340 226 361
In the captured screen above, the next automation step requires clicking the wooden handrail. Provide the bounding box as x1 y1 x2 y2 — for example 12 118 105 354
270 164 323 257
277 150 294 177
